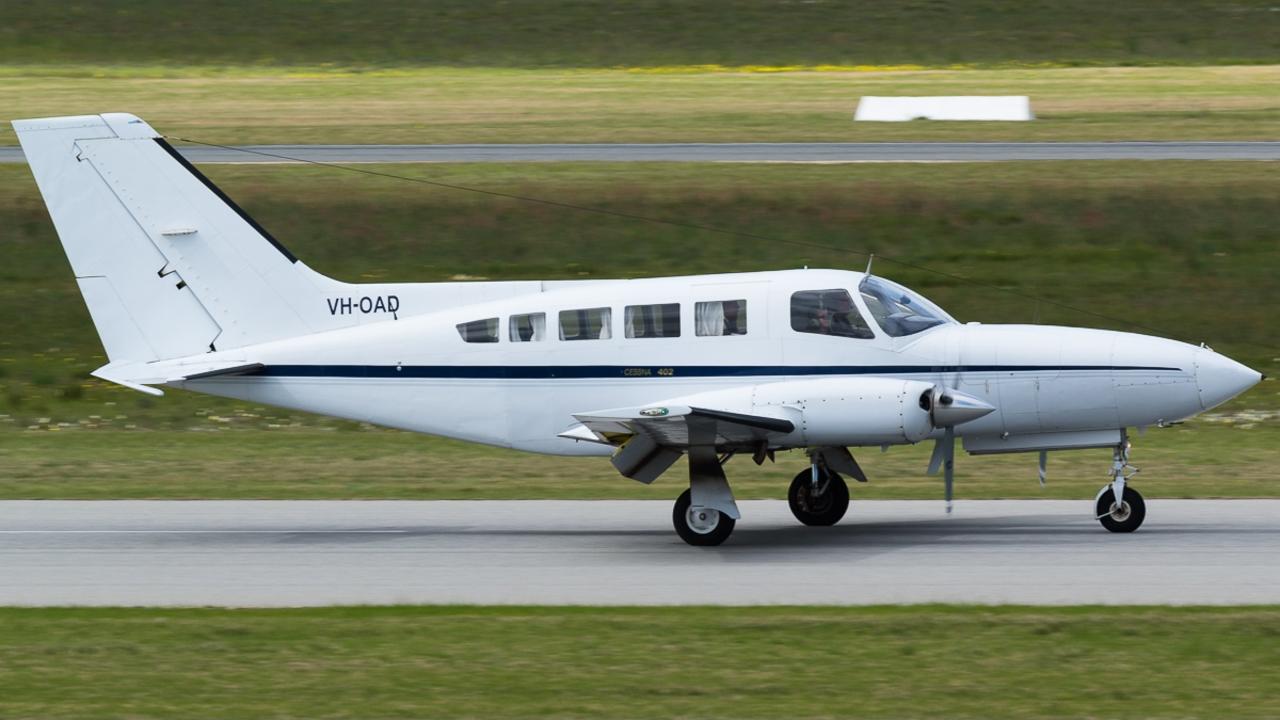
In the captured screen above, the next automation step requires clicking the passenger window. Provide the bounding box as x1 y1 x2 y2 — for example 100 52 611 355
509 312 546 342
456 317 499 343
695 299 747 336
559 307 612 341
625 303 680 339
790 290 874 339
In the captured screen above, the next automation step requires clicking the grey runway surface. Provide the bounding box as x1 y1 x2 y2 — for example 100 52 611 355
3 142 1280 164
1 500 1276 606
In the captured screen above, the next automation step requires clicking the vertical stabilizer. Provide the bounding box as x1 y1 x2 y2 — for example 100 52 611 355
13 113 344 363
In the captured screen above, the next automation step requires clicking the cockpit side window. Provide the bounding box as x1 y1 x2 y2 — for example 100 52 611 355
559 307 612 341
858 276 952 337
456 317 499 343
790 289 874 339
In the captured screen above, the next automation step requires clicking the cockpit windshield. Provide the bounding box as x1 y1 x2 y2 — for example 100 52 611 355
858 276 954 337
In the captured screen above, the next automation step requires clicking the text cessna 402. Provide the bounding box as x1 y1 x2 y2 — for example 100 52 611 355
16 113 1264 545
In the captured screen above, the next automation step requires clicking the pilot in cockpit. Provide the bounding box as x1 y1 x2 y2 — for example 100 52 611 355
791 289 876 339
815 292 857 336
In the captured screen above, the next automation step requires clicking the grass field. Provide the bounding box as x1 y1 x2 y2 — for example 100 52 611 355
4 0 1279 69
1 606 1277 719
6 3 1277 147
3 65 1279 145
0 422 1274 500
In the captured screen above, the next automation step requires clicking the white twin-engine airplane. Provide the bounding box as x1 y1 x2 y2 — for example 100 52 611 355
15 113 1263 545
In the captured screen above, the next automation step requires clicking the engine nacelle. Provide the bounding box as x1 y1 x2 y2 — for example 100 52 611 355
751 377 938 447
640 377 997 450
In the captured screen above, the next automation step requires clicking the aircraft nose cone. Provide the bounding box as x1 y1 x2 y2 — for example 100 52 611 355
932 388 997 427
1195 348 1263 410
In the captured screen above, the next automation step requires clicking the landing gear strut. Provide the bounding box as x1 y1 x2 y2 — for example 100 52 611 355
672 434 741 547
1096 435 1146 533
788 463 850 526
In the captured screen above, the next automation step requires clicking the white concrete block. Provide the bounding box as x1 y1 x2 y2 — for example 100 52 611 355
854 96 1034 122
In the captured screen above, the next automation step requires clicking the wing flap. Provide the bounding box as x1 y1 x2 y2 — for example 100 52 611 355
570 403 795 449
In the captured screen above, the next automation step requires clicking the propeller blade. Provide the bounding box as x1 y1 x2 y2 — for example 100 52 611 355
1038 450 1048 487
944 426 955 514
926 437 946 476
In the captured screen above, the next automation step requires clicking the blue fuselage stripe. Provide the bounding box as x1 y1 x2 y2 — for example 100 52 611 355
241 364 1182 380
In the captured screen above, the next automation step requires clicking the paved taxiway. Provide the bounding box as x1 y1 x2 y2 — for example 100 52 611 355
4 142 1280 164
1 500 1275 606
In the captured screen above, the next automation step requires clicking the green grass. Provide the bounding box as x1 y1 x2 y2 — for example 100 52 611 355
1 606 1277 719
4 0 1280 69
4 65 1279 145
0 422 1275 500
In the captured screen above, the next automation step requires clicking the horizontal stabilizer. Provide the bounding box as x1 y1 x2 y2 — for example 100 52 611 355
90 364 166 397
91 358 263 395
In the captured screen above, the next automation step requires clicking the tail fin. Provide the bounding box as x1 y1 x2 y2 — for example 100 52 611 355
13 113 346 363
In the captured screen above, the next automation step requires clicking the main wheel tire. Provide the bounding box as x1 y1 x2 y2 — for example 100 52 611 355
1096 485 1146 533
672 489 736 546
788 468 850 526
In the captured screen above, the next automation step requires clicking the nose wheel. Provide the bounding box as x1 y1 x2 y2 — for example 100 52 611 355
788 466 850 526
1096 485 1146 533
673 489 736 546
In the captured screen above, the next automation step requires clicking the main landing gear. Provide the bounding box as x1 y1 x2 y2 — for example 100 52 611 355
673 489 736 546
788 465 850 526
671 448 856 546
671 442 742 547
1095 435 1146 533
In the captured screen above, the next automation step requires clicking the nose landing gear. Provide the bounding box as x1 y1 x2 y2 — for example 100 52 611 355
1096 435 1146 533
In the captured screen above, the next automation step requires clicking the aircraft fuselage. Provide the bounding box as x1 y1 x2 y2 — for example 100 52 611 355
184 268 1255 456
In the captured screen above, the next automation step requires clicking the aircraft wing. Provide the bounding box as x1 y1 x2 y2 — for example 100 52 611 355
567 404 794 447
562 403 796 484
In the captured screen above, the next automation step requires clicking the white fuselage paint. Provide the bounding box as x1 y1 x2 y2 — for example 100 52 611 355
181 268 1254 456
